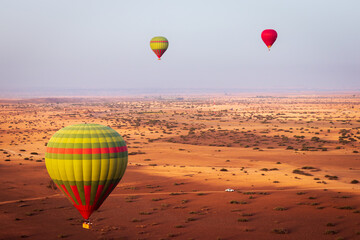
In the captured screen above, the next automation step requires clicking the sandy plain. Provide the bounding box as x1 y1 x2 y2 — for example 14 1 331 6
0 95 359 240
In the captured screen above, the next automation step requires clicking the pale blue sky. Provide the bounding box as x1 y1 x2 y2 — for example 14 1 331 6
0 0 359 94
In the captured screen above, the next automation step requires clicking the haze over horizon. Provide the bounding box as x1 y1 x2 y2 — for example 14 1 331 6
1 0 360 95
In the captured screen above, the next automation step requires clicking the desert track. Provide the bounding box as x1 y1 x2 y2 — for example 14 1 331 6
1 186 359 206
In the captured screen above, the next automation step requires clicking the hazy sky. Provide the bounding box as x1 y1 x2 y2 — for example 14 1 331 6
0 0 359 94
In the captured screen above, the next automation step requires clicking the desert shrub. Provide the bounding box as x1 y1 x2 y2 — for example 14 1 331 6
47 180 58 190
151 198 163 201
168 233 178 238
311 137 320 142
258 192 270 195
139 211 152 215
324 230 338 235
237 218 249 222
293 169 312 176
242 213 253 216
243 192 256 195
174 225 184 228
336 206 355 210
272 228 289 234
273 207 287 211
186 217 196 222
302 166 316 170
128 151 146 155
325 175 338 180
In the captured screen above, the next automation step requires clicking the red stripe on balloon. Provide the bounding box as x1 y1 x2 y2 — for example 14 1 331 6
46 146 128 154
70 185 83 206
153 49 166 58
60 185 76 204
74 205 93 220
84 185 91 206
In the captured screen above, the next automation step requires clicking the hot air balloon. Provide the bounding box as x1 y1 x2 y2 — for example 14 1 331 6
261 29 278 51
45 124 128 228
150 36 168 60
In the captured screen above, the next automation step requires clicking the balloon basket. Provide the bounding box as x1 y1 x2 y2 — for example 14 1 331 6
83 220 92 229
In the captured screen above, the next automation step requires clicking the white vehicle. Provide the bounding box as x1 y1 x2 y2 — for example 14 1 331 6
225 188 235 192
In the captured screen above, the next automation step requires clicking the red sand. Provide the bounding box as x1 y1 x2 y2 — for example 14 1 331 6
0 96 359 239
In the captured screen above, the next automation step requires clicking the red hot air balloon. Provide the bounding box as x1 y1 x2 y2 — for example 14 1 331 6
261 29 278 51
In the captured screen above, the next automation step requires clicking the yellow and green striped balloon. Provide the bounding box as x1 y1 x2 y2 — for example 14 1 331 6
45 124 128 220
150 36 169 60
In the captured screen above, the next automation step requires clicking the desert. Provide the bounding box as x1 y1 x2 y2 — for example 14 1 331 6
0 95 359 240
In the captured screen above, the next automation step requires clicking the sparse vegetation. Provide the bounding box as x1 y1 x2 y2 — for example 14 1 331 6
2 95 360 239
324 230 338 235
293 169 313 176
336 206 355 210
273 207 288 211
237 218 249 222
272 228 289 234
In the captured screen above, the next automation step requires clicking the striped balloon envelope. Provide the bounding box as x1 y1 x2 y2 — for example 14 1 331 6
150 36 169 60
45 124 128 220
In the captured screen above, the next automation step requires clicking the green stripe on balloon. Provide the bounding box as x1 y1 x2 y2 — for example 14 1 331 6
47 141 126 148
51 132 122 138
